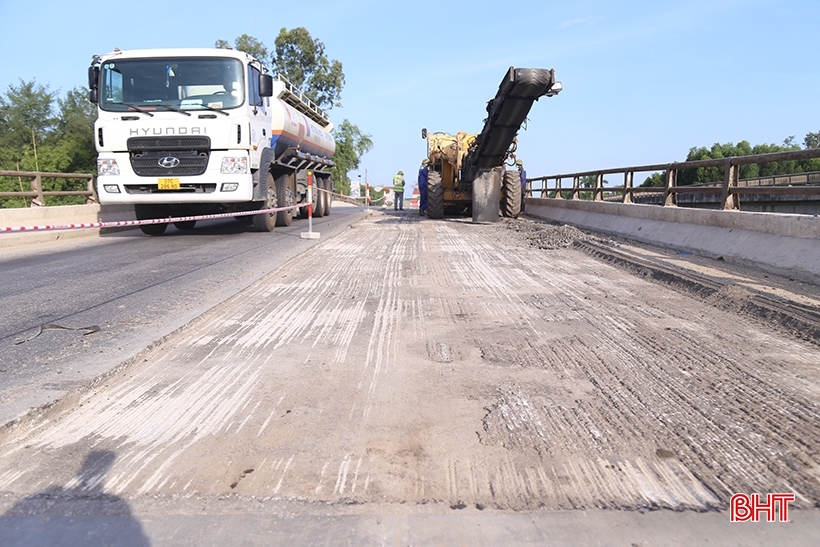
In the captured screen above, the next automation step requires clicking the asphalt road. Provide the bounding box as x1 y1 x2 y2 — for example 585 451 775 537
0 204 368 427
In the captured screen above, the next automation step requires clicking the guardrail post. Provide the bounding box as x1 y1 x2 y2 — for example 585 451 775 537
623 171 634 203
554 176 563 199
572 175 580 200
722 160 740 210
31 173 44 207
87 175 99 204
662 166 677 207
594 173 604 201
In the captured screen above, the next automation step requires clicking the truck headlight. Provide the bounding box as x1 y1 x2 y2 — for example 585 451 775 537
221 157 248 174
97 159 120 176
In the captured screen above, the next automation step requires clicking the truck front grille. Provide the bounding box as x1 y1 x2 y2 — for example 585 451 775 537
127 136 211 177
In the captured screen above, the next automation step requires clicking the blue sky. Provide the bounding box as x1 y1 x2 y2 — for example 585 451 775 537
1 0 818 188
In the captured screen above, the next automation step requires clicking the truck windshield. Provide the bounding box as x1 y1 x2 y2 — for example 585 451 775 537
99 57 244 113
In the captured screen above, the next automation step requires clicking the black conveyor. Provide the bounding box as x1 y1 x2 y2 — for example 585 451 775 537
462 67 558 182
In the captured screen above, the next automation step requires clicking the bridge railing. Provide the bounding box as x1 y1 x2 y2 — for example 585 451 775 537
526 148 820 210
0 171 98 208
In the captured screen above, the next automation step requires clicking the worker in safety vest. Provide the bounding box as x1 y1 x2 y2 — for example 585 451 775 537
393 171 405 210
418 159 429 216
516 159 527 213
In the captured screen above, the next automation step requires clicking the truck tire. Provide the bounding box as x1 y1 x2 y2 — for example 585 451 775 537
323 177 333 215
135 204 168 236
275 175 294 227
314 178 326 217
427 171 444 219
252 171 278 232
501 170 522 218
174 220 196 230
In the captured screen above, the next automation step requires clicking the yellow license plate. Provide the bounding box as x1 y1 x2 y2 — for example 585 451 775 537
158 178 180 190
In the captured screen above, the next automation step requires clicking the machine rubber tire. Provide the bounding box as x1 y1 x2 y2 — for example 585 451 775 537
252 171 278 232
275 176 294 227
426 171 444 219
313 178 326 217
501 170 522 219
174 220 196 230
135 204 168 236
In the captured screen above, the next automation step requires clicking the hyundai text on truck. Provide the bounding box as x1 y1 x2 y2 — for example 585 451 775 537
88 47 336 235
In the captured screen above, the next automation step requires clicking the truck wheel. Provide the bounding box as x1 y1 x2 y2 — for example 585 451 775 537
135 204 168 236
174 220 196 230
314 178 326 217
275 176 294 227
322 177 333 215
427 171 444 219
140 223 168 236
252 171 278 232
501 170 522 218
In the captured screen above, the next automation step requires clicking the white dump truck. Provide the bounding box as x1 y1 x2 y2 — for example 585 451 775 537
88 47 336 235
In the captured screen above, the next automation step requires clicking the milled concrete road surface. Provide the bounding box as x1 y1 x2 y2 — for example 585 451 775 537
1 211 818 546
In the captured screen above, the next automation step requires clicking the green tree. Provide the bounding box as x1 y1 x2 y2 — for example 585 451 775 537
52 87 98 173
216 34 269 62
272 27 344 110
0 80 56 207
216 28 345 111
678 140 797 185
804 131 820 150
330 120 373 195
217 30 369 189
0 82 100 207
640 172 666 187
0 79 58 171
576 174 610 199
801 131 820 172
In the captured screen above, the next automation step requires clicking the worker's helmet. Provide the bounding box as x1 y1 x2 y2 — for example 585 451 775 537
397 170 404 175
421 158 429 165
515 159 523 166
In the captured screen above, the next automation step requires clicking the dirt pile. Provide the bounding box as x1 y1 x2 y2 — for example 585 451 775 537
499 218 611 250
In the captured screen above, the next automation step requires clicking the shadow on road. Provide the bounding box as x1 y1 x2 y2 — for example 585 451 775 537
0 450 151 547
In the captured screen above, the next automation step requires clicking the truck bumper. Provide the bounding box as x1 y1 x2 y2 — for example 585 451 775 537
96 152 255 204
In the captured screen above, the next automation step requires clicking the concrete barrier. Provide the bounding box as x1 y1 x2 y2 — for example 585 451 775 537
526 197 820 284
0 204 136 249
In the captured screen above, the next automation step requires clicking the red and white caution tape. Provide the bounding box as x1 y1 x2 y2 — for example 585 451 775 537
0 204 300 234
314 185 389 203
1 189 388 235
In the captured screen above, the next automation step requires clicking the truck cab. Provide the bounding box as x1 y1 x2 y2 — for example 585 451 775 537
90 48 273 208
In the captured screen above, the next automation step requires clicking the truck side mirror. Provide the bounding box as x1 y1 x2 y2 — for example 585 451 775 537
259 74 273 97
87 66 99 104
88 66 99 89
421 128 427 139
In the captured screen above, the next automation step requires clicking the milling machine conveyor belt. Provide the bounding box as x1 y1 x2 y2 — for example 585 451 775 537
462 67 559 181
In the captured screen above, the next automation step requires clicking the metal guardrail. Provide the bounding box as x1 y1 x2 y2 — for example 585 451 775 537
0 170 98 206
526 148 820 210
733 171 820 187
